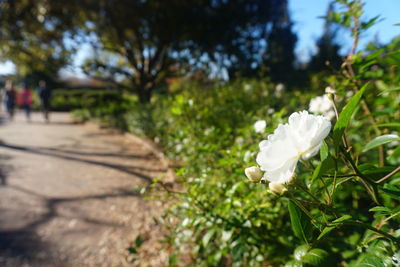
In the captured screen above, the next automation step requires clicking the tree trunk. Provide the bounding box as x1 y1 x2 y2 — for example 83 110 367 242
137 88 152 104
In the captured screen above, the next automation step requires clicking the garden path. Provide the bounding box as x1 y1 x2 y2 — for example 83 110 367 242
0 112 168 266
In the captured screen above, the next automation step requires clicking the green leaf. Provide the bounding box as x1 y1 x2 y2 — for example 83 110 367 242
364 166 398 181
288 201 313 243
360 16 381 31
358 163 377 172
127 247 138 254
302 248 331 266
388 146 400 161
333 83 369 148
354 253 385 267
369 206 392 215
294 244 310 261
135 235 143 248
317 215 352 240
378 86 400 95
381 184 400 201
284 260 303 267
202 229 215 247
362 134 400 152
332 214 352 223
312 142 334 180
320 141 329 161
377 122 400 129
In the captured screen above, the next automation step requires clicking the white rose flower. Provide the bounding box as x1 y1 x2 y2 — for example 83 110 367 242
309 95 335 120
256 111 331 184
254 120 267 133
244 166 263 182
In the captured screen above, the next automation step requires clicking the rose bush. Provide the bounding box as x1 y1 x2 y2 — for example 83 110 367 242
70 1 400 265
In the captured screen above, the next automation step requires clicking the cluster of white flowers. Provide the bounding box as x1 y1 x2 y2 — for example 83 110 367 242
253 120 267 133
309 94 335 120
245 111 331 193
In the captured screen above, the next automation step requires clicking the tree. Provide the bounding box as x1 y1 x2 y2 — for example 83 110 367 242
0 0 74 86
308 2 343 73
70 0 284 103
263 0 297 83
1 0 298 102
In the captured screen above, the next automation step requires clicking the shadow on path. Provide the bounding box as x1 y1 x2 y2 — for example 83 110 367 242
0 141 166 182
0 184 140 266
0 155 12 186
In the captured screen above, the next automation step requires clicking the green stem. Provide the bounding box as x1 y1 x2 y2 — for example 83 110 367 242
345 220 400 247
287 194 323 229
340 146 380 204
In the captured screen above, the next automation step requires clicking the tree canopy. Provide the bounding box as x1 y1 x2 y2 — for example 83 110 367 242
0 0 298 101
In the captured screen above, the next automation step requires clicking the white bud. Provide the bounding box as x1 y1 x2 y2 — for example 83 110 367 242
267 108 275 115
325 86 336 94
254 120 267 133
244 166 263 182
268 182 287 195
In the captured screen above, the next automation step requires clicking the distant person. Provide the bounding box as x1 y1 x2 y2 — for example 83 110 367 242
20 84 33 122
3 80 16 120
38 80 51 122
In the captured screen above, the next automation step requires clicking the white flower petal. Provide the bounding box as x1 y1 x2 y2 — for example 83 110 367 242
255 110 331 185
287 111 331 157
262 156 298 184
256 124 298 172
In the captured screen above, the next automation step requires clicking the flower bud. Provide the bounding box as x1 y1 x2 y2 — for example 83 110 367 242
269 182 287 195
325 87 336 101
254 120 267 133
244 166 263 182
325 86 336 94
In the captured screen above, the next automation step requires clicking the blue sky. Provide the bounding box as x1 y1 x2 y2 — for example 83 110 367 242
290 0 400 61
1 0 400 75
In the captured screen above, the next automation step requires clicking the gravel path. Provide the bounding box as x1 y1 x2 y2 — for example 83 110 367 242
0 112 168 266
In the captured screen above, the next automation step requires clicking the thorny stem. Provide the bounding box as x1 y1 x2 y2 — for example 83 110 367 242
330 170 337 200
340 146 380 204
331 97 349 148
375 165 400 184
293 181 338 218
375 211 400 230
340 2 385 166
319 178 332 206
294 180 320 203
323 173 358 178
288 195 322 230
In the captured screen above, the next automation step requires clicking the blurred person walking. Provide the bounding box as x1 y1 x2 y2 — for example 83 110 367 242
38 80 51 122
20 84 33 122
3 80 16 120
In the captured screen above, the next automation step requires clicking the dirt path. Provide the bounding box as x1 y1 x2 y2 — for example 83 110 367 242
0 112 168 266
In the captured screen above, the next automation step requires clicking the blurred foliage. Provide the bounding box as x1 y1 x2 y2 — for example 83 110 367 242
3 0 400 265
0 0 75 85
72 31 400 267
